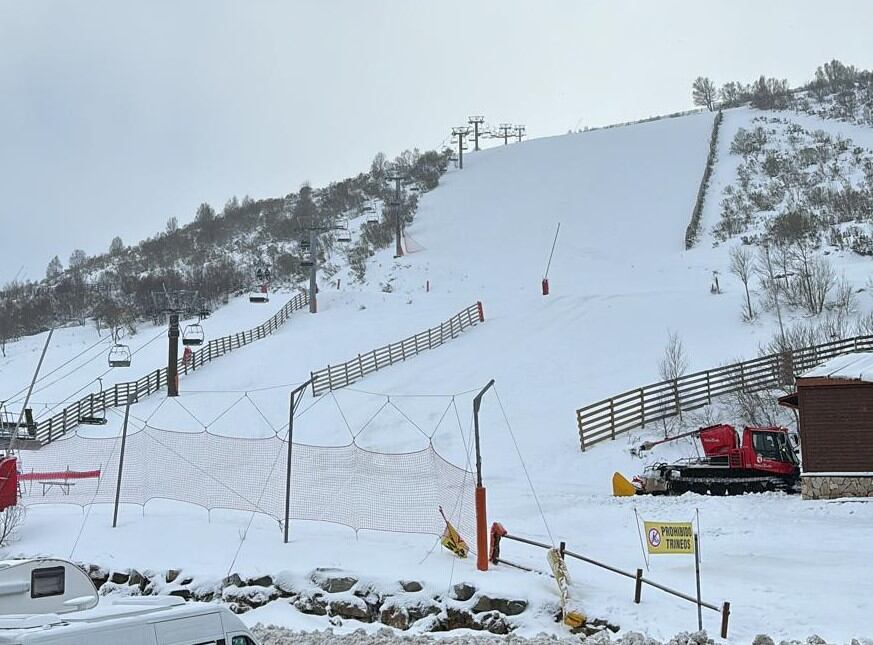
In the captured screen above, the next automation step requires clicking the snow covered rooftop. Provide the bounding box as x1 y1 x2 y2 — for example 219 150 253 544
800 352 873 382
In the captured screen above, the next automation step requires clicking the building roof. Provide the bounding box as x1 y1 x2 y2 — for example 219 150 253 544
801 352 873 382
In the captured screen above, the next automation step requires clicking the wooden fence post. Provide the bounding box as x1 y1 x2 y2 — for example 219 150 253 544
634 568 643 603
609 399 615 440
639 389 645 427
721 602 731 638
706 371 711 404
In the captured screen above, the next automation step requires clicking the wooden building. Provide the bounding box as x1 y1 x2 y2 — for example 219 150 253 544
779 352 873 499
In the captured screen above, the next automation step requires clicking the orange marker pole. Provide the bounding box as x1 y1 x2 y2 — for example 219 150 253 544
473 379 496 571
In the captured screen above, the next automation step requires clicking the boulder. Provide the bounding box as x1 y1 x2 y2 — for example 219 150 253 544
311 570 357 594
478 611 512 635
247 575 274 588
168 589 192 601
329 597 371 622
223 573 244 588
128 570 143 587
294 593 328 616
110 571 130 585
380 605 410 630
379 600 440 630
472 595 527 616
165 569 181 584
407 601 441 623
399 580 422 593
450 582 476 602
87 565 109 589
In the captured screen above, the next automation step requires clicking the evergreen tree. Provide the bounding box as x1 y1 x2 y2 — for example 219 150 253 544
45 255 63 280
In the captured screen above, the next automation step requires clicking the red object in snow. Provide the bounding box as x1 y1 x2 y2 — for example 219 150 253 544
183 346 193 364
0 458 18 511
20 469 101 481
542 278 550 295
260 284 268 294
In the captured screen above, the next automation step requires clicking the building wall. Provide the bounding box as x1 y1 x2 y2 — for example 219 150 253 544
797 382 873 473
801 474 873 500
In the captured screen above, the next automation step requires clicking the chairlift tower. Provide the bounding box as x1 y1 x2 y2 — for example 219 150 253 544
452 126 471 169
496 123 513 146
302 223 351 314
386 167 406 258
513 124 527 143
151 289 200 397
467 116 485 151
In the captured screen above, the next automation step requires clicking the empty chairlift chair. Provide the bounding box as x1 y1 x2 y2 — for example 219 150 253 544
336 222 352 244
79 378 108 426
108 344 131 368
182 322 205 346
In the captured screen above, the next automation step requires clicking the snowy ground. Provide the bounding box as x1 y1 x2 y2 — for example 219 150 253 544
3 109 873 642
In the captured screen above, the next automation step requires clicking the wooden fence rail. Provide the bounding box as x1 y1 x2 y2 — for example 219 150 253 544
576 334 873 451
34 292 309 445
310 302 485 396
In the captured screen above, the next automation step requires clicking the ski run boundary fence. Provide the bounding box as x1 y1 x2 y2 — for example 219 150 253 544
33 292 309 446
576 334 873 451
684 109 723 250
310 302 485 396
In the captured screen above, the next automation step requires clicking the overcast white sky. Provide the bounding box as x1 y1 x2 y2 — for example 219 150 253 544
2 0 872 279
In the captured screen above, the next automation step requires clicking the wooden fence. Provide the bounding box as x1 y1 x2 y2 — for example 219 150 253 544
310 302 485 396
576 334 873 451
33 292 309 445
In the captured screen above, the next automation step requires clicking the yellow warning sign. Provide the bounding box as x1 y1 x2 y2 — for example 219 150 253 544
643 521 695 555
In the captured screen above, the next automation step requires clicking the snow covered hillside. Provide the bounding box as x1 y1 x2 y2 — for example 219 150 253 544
5 109 873 642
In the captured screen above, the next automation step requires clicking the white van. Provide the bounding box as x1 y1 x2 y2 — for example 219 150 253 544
0 596 261 644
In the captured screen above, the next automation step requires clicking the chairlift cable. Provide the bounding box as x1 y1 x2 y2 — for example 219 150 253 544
34 326 167 421
3 334 112 404
493 385 555 546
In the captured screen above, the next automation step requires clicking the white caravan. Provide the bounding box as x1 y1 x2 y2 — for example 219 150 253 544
0 560 99 615
0 596 260 644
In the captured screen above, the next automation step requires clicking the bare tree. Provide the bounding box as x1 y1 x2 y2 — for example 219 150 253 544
0 505 25 547
756 243 786 346
659 330 689 382
729 245 756 321
692 76 717 111
785 243 835 315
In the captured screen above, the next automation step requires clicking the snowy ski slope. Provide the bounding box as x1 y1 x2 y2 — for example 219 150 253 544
5 109 873 642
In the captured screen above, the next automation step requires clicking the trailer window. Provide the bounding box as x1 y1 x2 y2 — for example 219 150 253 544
232 637 256 645
31 566 65 598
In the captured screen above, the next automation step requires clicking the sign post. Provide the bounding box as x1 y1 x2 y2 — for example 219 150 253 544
694 533 702 630
644 520 701 630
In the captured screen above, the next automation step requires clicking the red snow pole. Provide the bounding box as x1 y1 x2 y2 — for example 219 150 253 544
473 379 496 571
477 301 485 322
542 222 560 296
475 487 487 570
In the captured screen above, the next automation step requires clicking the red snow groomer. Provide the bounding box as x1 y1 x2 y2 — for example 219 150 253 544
620 424 800 496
